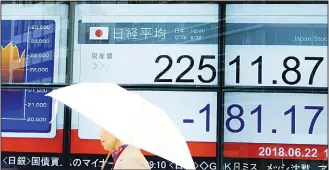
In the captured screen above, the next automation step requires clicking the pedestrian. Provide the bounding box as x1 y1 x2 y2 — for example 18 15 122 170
99 128 151 170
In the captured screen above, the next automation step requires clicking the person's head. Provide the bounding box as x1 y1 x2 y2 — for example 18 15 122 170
98 128 123 153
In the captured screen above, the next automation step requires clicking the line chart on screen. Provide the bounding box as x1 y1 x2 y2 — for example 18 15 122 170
1 19 57 137
1 20 56 84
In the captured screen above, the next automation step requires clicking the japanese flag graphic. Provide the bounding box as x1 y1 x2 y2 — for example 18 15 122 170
89 27 109 40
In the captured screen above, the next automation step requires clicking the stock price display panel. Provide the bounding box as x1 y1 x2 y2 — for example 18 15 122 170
224 92 327 170
71 4 219 169
223 4 328 170
70 90 217 169
73 4 219 86
1 4 68 169
224 4 327 88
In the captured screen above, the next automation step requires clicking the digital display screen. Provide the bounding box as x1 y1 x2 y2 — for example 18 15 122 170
1 3 327 170
224 92 327 156
73 4 219 86
2 89 55 135
223 4 328 170
72 90 217 169
224 4 327 88
1 4 68 169
1 5 67 84
71 4 219 169
78 91 217 143
1 20 56 83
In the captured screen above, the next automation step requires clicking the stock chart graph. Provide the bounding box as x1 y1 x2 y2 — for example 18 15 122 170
1 20 56 133
1 20 55 83
1 43 25 82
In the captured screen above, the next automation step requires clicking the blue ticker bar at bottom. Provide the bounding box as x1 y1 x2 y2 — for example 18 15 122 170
1 89 53 133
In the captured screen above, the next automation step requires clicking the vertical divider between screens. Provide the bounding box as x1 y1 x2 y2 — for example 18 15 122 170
327 1 329 166
62 2 76 169
217 2 226 170
0 2 2 170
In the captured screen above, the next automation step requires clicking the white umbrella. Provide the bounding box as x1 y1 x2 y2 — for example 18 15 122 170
45 82 195 170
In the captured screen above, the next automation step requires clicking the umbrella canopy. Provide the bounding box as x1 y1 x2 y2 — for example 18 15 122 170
45 83 195 169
